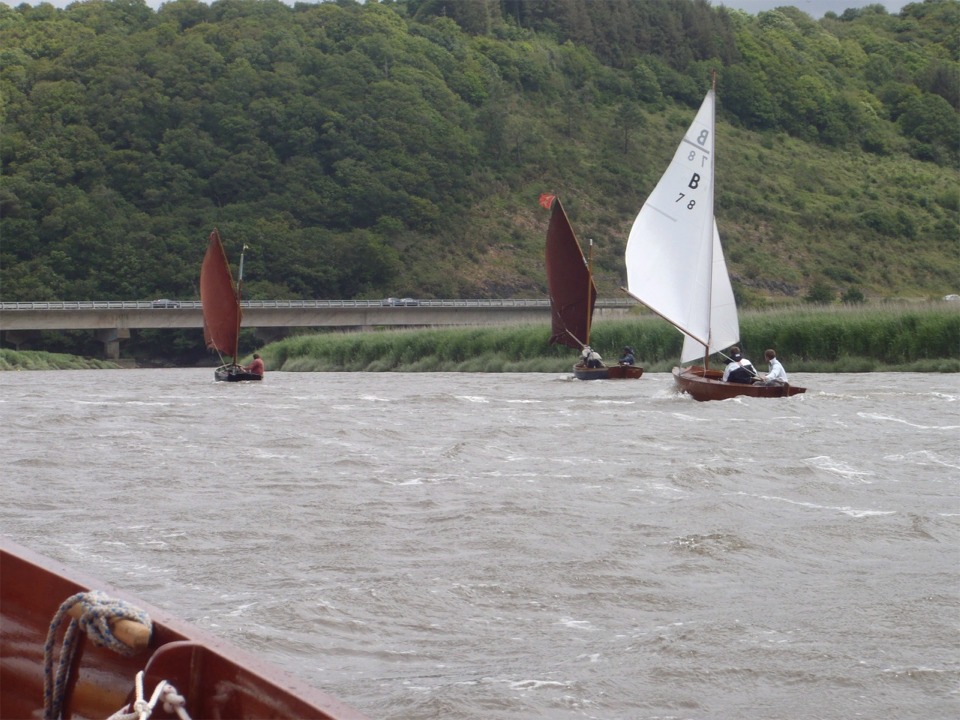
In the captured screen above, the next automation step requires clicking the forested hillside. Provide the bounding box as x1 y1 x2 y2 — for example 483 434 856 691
1 0 958 315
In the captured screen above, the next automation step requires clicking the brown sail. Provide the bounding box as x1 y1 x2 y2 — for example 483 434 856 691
200 229 261 381
200 228 242 363
544 197 596 350
542 195 642 380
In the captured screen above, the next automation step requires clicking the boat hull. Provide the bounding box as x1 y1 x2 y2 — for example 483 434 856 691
605 364 644 379
0 539 367 720
673 366 805 401
573 363 644 380
214 364 263 382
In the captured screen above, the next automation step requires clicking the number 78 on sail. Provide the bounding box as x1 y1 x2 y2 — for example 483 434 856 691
624 88 735 360
678 126 713 210
648 101 714 235
624 81 804 400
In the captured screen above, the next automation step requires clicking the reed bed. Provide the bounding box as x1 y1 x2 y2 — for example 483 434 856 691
0 350 120 371
264 302 959 374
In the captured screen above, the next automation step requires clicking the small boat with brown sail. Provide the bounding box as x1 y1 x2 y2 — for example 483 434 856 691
0 537 369 720
200 228 262 382
623 77 803 401
542 193 642 381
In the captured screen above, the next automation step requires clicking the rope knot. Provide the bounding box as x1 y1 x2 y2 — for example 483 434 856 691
105 672 193 720
72 590 153 655
133 698 152 715
43 591 153 720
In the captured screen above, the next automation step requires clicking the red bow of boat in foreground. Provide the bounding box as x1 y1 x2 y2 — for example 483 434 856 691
0 539 368 720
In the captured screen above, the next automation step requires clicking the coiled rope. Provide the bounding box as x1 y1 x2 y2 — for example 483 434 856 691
43 590 153 720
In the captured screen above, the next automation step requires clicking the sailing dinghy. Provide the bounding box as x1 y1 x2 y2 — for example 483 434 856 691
0 538 369 720
623 79 804 401
542 193 642 380
200 228 262 382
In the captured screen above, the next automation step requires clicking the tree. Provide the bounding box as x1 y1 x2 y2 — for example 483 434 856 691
720 64 776 129
897 92 960 164
805 281 835 305
841 287 866 304
630 60 663 104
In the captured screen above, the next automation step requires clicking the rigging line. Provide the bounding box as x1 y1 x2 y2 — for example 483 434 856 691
620 286 709 350
717 349 760 377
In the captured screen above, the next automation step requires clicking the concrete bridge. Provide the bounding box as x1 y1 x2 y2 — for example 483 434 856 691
0 298 635 359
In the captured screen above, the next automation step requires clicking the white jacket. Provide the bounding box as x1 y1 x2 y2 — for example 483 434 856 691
765 358 788 384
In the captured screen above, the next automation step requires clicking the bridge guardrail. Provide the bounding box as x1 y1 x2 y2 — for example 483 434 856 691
0 298 635 311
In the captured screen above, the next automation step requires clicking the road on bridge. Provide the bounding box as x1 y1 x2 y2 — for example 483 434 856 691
0 298 637 359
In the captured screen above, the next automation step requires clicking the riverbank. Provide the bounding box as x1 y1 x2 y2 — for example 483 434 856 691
2 302 956 372
263 301 959 374
0 350 121 371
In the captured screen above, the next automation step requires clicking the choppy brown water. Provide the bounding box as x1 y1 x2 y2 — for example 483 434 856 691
1 369 958 719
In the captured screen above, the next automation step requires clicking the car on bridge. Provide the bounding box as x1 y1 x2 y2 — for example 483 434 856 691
152 299 180 308
382 297 419 306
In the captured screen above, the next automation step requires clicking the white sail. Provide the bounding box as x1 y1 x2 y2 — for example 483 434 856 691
680 220 739 363
625 87 740 364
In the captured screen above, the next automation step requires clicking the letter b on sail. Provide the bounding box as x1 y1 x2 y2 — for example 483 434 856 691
688 173 700 189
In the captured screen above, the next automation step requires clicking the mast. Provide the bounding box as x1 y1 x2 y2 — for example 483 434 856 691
703 68 717 371
703 70 718 370
233 244 248 366
623 73 721 361
585 239 594 345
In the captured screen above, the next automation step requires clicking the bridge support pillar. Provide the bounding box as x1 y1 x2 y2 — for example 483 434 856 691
96 328 130 360
2 330 41 350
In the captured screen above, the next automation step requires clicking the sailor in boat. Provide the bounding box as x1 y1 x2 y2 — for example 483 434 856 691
722 347 757 384
757 349 789 386
244 353 265 377
618 346 636 366
580 346 604 369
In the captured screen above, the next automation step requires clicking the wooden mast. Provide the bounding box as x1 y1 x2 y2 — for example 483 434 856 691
585 238 594 346
233 244 247 367
703 69 718 371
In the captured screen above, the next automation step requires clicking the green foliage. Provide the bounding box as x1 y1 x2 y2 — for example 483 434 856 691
4 302 955 373
841 287 866 304
805 280 836 304
738 302 960 367
259 302 959 373
0 349 120 370
0 0 958 365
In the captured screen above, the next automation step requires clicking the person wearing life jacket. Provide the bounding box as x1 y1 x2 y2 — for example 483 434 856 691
722 347 756 384
618 346 636 366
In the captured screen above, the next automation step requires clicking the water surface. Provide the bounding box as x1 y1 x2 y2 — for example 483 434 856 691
1 370 957 719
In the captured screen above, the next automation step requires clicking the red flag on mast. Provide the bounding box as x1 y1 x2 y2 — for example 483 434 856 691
538 193 556 210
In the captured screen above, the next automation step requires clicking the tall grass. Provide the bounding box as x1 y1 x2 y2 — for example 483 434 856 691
0 350 120 371
740 302 960 371
262 302 959 373
4 304 953 373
